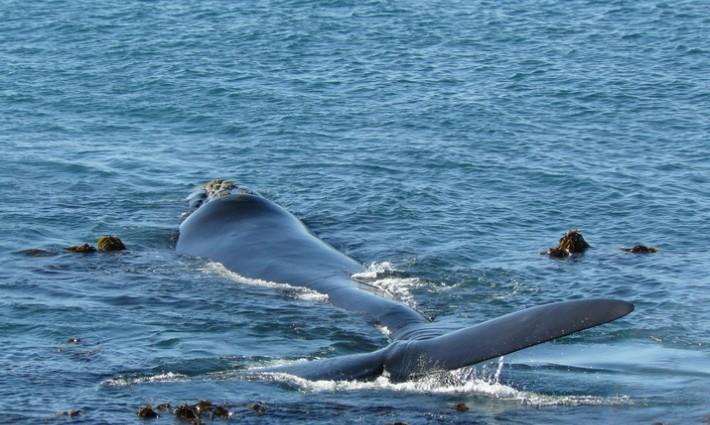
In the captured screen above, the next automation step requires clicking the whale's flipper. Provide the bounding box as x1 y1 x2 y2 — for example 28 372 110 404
260 299 633 381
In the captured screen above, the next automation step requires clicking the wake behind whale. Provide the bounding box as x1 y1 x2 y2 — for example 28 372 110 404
176 180 633 382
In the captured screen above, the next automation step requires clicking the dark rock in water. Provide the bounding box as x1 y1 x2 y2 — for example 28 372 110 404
96 235 126 251
65 244 97 253
137 405 159 419
248 401 267 414
174 404 199 421
622 245 657 254
454 403 469 412
58 409 81 417
389 422 408 425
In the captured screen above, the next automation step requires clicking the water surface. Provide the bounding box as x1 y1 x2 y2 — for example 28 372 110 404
1 0 709 423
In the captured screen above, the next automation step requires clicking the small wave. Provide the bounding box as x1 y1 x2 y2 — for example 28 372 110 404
201 262 329 302
352 261 424 308
102 371 189 387
259 369 633 407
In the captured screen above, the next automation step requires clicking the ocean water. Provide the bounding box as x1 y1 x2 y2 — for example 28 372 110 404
1 0 709 423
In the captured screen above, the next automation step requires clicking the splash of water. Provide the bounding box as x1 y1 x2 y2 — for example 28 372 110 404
494 356 505 382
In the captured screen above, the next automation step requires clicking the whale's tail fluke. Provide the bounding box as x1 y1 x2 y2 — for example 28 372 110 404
259 299 633 381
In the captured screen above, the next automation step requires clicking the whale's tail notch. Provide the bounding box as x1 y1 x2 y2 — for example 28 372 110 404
259 299 633 381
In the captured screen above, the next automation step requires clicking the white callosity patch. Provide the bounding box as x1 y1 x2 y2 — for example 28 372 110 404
202 262 329 302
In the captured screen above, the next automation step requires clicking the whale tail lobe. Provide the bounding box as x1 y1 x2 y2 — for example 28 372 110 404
260 299 633 381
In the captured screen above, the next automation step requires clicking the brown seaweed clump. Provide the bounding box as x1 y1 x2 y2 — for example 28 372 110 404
96 235 126 251
454 403 469 412
194 400 213 414
622 245 657 254
137 405 159 419
248 401 267 415
212 405 230 418
65 243 97 253
144 400 230 422
18 248 56 257
546 229 590 258
174 404 200 421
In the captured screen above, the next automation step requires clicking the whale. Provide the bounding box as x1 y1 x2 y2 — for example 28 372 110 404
176 180 634 381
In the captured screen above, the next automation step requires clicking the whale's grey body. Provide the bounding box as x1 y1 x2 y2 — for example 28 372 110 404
177 189 633 381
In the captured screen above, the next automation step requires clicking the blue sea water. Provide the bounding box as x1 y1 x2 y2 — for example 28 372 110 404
1 0 709 423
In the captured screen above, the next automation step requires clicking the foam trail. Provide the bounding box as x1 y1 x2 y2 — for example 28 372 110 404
352 261 425 308
102 372 189 387
202 262 329 302
258 369 633 407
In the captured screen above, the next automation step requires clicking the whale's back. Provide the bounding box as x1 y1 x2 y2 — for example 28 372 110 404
177 194 362 291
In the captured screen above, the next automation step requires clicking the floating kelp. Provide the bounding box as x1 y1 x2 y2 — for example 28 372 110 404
545 229 590 258
137 405 158 419
454 402 469 412
96 235 126 251
622 245 657 254
65 243 97 253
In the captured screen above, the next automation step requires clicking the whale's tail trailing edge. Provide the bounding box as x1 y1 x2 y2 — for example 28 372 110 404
259 299 633 381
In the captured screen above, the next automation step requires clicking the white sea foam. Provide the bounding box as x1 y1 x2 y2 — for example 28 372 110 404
258 367 633 407
352 261 425 309
102 360 633 408
102 371 189 387
201 262 329 302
